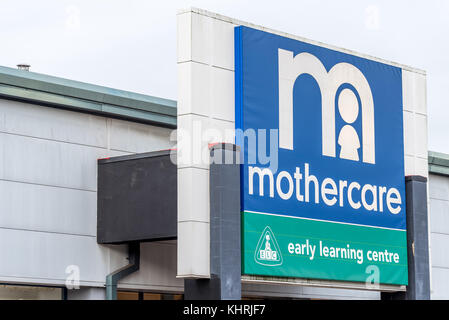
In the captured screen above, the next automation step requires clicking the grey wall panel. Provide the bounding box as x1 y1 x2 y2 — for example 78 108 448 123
429 198 449 235
431 267 449 299
429 174 449 299
0 99 108 148
119 242 183 292
0 99 173 155
429 174 449 201
0 228 127 285
0 180 96 236
109 119 174 153
0 133 125 191
430 233 449 268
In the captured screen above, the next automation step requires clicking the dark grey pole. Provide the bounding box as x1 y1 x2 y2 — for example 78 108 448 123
382 175 431 300
184 143 241 300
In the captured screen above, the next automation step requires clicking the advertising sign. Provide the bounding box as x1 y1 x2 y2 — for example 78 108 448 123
235 26 408 285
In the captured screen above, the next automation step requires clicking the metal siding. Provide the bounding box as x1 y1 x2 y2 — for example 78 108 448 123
0 228 111 284
430 233 449 268
0 180 96 236
430 267 449 299
0 132 111 191
429 174 449 201
429 173 449 299
429 198 449 235
109 119 173 153
0 98 175 290
0 99 108 149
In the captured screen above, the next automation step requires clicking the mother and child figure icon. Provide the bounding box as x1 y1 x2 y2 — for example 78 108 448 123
278 48 376 165
337 88 361 162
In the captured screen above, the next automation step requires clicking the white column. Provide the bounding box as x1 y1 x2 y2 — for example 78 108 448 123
176 8 236 278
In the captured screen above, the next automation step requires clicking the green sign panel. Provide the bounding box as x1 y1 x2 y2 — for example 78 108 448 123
242 211 408 285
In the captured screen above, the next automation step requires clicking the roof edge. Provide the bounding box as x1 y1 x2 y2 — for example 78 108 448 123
0 66 177 128
428 151 449 177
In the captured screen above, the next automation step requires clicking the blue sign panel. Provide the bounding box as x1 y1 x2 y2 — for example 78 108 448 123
235 26 408 284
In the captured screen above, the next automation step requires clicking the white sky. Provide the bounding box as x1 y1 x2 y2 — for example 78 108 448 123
1 0 448 153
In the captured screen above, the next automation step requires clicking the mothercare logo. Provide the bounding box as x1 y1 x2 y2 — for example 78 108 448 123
246 48 403 217
278 49 375 164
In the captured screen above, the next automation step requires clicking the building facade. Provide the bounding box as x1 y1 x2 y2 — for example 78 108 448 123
0 8 447 300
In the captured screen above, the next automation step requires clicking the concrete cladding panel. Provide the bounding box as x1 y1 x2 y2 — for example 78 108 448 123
177 9 237 278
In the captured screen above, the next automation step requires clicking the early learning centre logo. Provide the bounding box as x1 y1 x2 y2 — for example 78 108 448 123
254 226 283 266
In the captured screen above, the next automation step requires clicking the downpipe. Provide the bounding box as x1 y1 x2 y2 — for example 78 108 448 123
106 242 140 300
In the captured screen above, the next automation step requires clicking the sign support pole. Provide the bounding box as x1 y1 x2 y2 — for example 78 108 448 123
184 143 242 300
382 175 431 300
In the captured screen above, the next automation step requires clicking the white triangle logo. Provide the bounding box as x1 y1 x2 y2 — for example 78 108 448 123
254 226 283 266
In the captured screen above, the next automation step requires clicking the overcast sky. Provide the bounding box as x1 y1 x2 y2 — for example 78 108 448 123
1 0 448 153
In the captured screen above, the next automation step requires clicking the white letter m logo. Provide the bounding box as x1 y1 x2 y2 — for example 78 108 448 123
278 49 375 164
